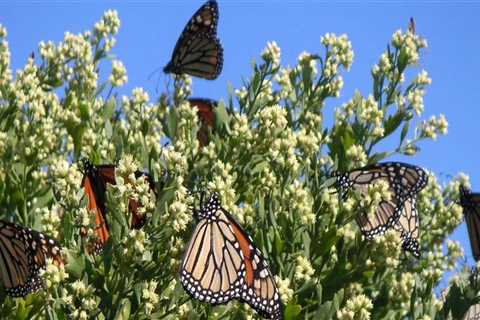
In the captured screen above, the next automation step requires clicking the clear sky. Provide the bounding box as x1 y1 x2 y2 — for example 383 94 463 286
1 1 479 272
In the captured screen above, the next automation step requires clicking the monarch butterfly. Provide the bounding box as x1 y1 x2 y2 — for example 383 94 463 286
180 193 282 319
459 185 480 262
163 0 223 80
333 162 427 257
464 304 480 320
0 220 63 297
188 98 217 146
81 160 156 253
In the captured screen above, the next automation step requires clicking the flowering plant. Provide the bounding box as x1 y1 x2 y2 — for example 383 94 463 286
0 10 469 320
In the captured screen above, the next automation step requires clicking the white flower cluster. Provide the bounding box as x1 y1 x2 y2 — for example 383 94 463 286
275 67 294 99
176 100 201 153
274 276 293 303
142 280 159 315
346 145 367 167
255 105 299 173
370 230 401 269
162 145 188 175
207 161 238 215
321 188 340 219
167 176 192 233
231 114 253 149
49 159 83 208
0 24 12 85
286 180 315 225
419 114 448 140
337 294 373 320
40 258 68 290
62 280 99 320
296 112 324 161
109 60 127 87
39 204 62 238
320 33 354 71
391 28 428 65
389 272 415 308
93 9 120 50
296 51 318 80
294 255 315 282
261 41 281 68
123 229 149 260
121 88 164 156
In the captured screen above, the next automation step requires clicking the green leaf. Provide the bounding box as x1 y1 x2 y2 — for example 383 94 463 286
103 96 116 120
284 303 302 320
113 299 131 320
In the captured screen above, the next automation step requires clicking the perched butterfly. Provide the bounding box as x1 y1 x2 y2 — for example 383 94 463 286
333 162 428 257
459 185 480 261
81 160 156 253
464 304 480 320
163 0 223 80
0 220 63 297
188 98 217 146
180 194 282 319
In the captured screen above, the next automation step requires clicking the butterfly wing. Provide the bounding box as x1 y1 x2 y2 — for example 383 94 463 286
393 196 420 257
188 98 217 146
464 304 480 320
167 32 223 80
460 186 480 261
0 220 63 297
172 0 219 53
129 171 157 229
336 162 427 240
81 163 115 250
164 1 223 80
338 166 404 239
180 195 282 319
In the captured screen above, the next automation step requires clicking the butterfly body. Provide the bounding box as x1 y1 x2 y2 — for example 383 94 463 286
164 0 223 80
180 194 282 319
0 220 63 297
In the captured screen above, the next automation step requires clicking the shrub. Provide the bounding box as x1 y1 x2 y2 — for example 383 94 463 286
0 10 469 320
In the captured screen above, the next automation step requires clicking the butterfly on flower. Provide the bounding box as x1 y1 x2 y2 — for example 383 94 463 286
188 98 217 146
333 162 428 257
80 159 156 254
0 220 63 297
163 0 223 80
180 193 282 319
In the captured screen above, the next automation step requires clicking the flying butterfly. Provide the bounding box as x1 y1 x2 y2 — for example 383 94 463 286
180 193 282 319
333 162 428 257
0 220 63 297
459 185 480 262
188 98 217 146
81 160 157 253
163 0 223 80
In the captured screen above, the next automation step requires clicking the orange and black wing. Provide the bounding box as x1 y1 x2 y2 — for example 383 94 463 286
460 186 480 262
164 1 223 80
188 98 217 146
180 194 282 319
81 162 113 252
129 171 157 229
0 220 63 297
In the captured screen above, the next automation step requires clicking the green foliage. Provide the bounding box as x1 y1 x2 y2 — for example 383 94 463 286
0 10 472 320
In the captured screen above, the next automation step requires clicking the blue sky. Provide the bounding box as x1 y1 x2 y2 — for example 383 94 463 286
1 2 479 269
